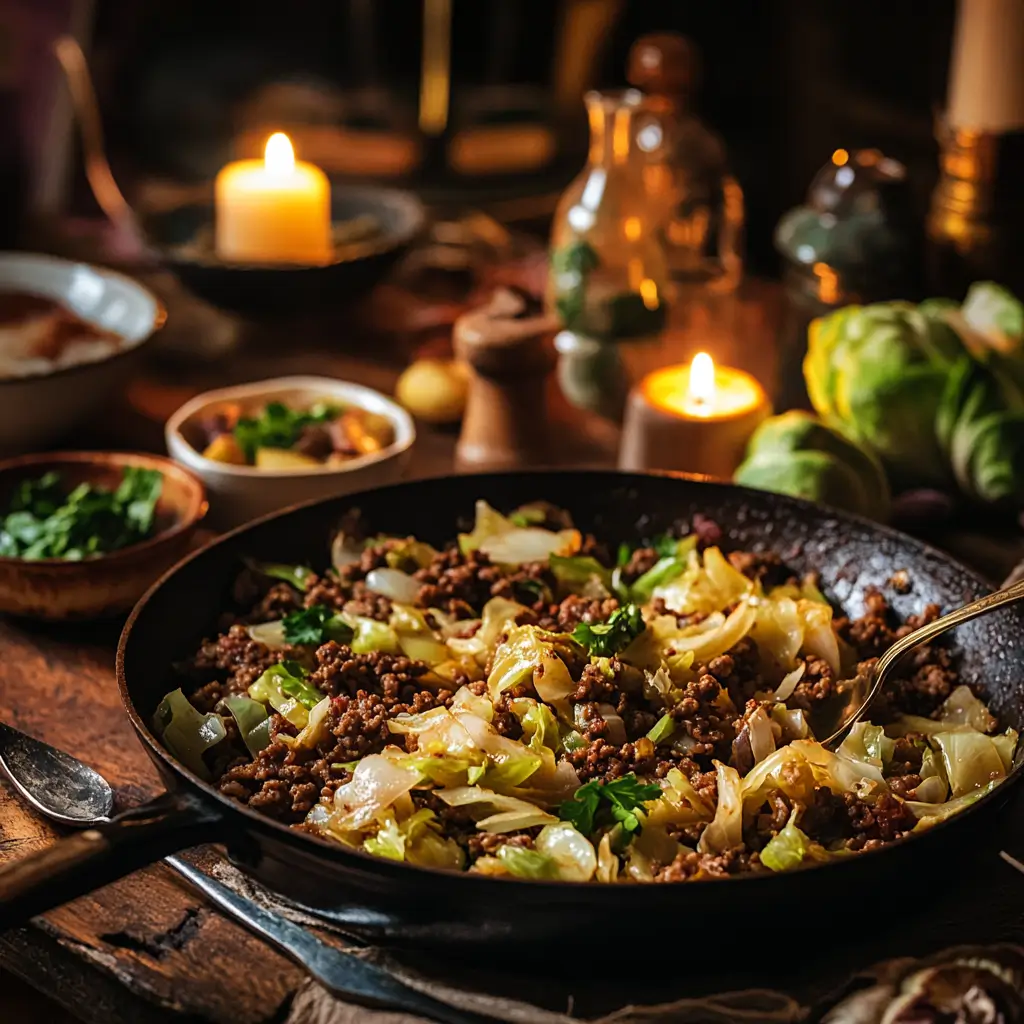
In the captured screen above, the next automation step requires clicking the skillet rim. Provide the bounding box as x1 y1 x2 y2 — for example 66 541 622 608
116 468 1024 893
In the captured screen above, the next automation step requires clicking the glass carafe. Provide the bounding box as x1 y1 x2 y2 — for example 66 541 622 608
547 90 672 420
628 33 744 360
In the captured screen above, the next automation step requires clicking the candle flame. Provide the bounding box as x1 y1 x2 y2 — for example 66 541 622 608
264 132 295 175
687 352 716 407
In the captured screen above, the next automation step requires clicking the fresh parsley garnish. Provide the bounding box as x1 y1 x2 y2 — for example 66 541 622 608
651 533 681 558
558 774 663 837
0 467 163 560
571 603 645 657
282 604 354 646
233 401 339 462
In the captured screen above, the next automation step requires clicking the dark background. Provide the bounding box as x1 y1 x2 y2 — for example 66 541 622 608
27 1 960 276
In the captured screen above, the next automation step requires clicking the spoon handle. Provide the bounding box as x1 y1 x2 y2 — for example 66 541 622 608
870 577 1024 702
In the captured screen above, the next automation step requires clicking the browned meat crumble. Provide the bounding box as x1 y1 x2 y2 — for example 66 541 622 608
171 515 995 881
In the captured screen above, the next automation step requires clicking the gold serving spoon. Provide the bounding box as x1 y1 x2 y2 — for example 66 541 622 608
817 577 1024 748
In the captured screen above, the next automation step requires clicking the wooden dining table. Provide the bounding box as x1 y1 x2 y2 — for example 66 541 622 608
1 232 1023 1022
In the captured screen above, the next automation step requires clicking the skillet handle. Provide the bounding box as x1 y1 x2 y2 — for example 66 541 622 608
0 791 224 930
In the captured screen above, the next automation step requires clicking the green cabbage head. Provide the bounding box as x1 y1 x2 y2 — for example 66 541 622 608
804 302 966 489
734 411 891 520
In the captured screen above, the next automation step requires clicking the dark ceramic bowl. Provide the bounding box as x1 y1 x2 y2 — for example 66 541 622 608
0 452 207 620
142 185 426 317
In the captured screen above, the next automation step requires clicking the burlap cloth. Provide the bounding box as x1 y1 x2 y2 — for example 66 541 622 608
208 859 1024 1024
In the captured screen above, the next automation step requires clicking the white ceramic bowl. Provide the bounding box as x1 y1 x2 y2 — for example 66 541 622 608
0 252 165 454
166 376 416 528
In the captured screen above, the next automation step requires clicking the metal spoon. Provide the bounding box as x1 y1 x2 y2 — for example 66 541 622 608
0 722 494 1024
817 577 1024 748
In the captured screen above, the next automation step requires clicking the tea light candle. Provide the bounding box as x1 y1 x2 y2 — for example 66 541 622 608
619 352 771 478
215 133 333 265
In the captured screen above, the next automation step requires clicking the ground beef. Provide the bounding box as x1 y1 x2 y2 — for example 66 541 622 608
247 582 302 623
488 561 558 605
307 642 435 702
302 574 394 622
218 737 322 823
839 590 956 716
572 660 620 703
414 548 507 617
464 832 535 859
181 514 990 882
787 654 837 711
669 672 736 760
551 595 620 633
843 792 917 847
622 546 660 581
657 845 763 881
727 550 796 589
696 642 764 710
566 737 659 782
188 625 296 711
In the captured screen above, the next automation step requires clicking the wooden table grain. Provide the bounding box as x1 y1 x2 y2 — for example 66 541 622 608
1 264 1022 1023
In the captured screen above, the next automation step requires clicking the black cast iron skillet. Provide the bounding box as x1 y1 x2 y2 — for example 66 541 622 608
1 471 1023 951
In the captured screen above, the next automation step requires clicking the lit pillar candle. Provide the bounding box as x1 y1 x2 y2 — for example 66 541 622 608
619 352 771 478
215 133 333 265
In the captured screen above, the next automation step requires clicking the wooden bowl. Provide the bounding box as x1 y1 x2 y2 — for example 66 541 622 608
0 452 207 620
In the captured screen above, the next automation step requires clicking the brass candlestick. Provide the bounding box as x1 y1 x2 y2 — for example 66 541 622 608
926 0 1024 297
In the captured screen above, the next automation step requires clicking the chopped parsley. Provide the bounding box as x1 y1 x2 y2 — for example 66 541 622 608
282 604 354 646
233 401 339 462
0 467 163 560
571 603 645 657
558 773 663 837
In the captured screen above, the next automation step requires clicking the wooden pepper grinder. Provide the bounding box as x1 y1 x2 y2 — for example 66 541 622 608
454 288 559 471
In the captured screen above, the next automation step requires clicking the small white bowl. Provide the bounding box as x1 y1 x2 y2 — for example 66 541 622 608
165 376 416 528
0 252 165 454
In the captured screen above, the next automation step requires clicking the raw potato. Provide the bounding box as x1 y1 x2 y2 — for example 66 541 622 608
255 447 323 471
202 433 247 465
395 359 469 424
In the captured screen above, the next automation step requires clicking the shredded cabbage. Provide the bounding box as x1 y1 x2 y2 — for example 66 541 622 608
437 786 558 832
366 567 421 604
153 689 227 780
510 698 560 753
248 661 323 729
487 625 580 709
651 546 750 615
759 811 836 871
697 762 743 854
246 620 288 649
321 755 422 832
534 822 597 881
446 597 529 665
458 500 580 565
907 779 999 828
932 729 1016 797
218 695 272 757
280 694 333 750
348 616 400 655
937 684 998 733
838 722 895 770
496 844 560 879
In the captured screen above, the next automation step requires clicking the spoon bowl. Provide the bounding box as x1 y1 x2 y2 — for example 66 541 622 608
0 722 113 825
816 577 1024 748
